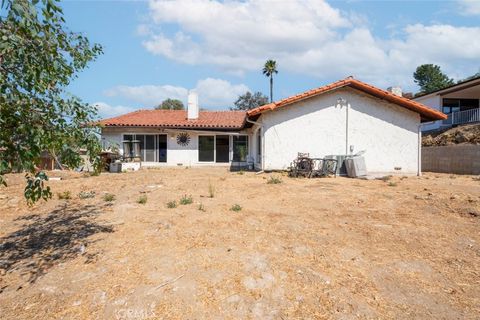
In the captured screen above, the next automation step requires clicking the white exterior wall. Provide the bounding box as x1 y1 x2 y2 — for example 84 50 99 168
260 88 421 174
101 127 253 167
414 95 442 131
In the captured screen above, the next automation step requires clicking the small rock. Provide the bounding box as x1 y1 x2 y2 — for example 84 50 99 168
78 244 86 254
467 208 479 217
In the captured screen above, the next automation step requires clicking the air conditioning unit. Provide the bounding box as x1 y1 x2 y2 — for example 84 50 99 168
325 154 349 176
345 157 367 178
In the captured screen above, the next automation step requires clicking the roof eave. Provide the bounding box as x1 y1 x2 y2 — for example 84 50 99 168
247 78 447 121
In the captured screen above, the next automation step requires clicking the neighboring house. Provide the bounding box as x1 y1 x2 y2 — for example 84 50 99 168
414 76 480 132
99 77 446 175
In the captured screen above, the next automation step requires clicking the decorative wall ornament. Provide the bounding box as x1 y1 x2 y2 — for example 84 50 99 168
176 132 191 146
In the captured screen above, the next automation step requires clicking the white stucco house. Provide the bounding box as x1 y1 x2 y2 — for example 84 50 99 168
414 76 480 132
99 77 446 175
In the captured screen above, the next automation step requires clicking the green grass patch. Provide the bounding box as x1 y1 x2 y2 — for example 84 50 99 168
78 191 95 199
57 191 71 200
137 195 147 204
166 200 177 209
179 194 193 205
103 193 115 202
378 175 393 182
267 176 282 184
230 204 242 212
208 181 215 198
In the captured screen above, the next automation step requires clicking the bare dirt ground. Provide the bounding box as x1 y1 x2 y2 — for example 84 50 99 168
0 168 479 319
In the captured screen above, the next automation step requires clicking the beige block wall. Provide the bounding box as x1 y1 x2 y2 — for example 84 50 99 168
422 145 480 175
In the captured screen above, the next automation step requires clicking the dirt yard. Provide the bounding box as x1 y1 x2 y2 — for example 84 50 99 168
0 168 479 319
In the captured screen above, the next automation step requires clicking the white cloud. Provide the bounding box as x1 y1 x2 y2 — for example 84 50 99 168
94 102 138 118
104 78 249 109
458 0 480 15
141 0 480 89
104 84 188 107
195 78 249 107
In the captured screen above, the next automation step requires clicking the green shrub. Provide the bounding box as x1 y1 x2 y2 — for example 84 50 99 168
267 176 282 184
179 194 193 205
237 170 244 175
230 204 242 212
167 200 177 208
103 193 115 202
57 191 71 200
78 191 95 199
388 181 397 187
137 195 147 204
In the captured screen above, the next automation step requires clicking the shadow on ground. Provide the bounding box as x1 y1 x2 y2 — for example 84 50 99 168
0 204 114 284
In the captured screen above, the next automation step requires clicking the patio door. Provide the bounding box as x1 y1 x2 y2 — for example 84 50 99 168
199 136 215 162
145 135 155 162
215 135 230 163
158 134 167 163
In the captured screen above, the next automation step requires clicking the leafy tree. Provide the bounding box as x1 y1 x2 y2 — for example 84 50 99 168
231 91 269 110
413 64 454 95
263 59 278 103
156 98 185 110
0 0 103 204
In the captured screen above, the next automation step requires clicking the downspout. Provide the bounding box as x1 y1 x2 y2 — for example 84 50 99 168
246 118 264 171
417 123 422 176
345 103 349 155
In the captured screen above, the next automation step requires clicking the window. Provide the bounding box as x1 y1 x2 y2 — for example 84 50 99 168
233 135 248 162
443 98 479 113
122 134 167 162
199 136 215 162
215 135 230 163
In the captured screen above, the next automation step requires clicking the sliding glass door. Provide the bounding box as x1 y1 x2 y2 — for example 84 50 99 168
215 135 230 163
145 135 155 162
198 136 215 162
158 134 167 163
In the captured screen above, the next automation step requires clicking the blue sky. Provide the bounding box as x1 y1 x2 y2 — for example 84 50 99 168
62 0 480 117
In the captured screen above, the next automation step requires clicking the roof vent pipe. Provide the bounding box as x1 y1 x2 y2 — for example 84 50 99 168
187 91 199 120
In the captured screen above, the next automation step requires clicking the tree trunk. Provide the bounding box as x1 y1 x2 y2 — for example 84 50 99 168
270 75 273 103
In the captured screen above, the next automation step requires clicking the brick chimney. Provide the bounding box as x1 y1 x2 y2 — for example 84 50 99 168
387 86 403 97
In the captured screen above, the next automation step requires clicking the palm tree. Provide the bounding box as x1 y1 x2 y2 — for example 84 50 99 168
263 59 278 103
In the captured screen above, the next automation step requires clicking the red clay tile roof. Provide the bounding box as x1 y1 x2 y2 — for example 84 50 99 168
247 77 447 122
98 110 246 129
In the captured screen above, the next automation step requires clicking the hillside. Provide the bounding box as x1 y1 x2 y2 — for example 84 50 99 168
423 123 480 146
